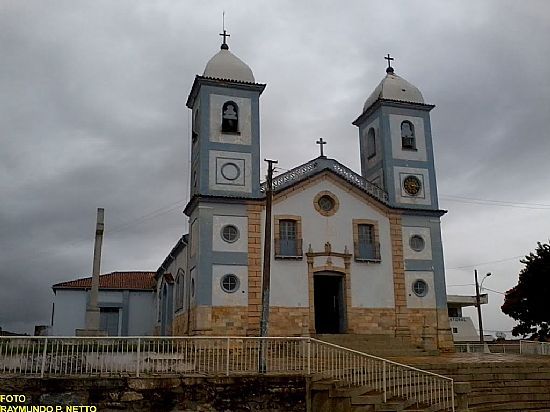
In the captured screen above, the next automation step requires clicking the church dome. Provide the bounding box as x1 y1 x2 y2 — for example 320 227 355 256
363 68 424 112
203 47 255 83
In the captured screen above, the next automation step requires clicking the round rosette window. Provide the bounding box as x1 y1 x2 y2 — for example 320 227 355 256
412 279 428 297
221 274 240 293
221 224 239 243
313 191 339 216
409 235 425 252
220 162 241 181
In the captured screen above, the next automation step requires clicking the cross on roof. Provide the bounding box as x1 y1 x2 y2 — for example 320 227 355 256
385 53 395 73
220 29 230 49
316 138 327 157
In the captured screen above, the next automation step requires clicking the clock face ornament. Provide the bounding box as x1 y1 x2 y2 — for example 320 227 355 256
403 175 422 196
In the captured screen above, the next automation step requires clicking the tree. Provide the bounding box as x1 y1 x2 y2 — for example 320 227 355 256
502 242 550 340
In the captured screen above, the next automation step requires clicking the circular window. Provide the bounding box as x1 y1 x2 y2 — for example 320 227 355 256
409 235 425 252
314 191 339 216
318 195 335 212
220 162 241 181
403 175 422 196
220 274 240 293
412 279 428 297
221 224 239 243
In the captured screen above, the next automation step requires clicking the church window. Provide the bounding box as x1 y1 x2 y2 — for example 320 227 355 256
221 224 239 243
221 101 239 133
192 109 200 142
367 128 376 159
413 279 428 297
175 268 185 311
313 191 339 217
353 220 381 262
409 235 425 252
401 120 416 150
274 216 303 259
220 274 240 293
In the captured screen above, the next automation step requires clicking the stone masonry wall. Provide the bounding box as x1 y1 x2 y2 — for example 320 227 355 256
0 376 307 412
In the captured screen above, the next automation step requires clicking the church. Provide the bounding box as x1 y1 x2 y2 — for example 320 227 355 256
153 33 455 352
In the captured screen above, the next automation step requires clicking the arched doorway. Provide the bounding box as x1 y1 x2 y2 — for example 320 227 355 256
314 271 345 334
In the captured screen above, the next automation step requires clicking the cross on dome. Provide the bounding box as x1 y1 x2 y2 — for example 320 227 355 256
220 29 230 50
316 138 327 157
385 53 395 74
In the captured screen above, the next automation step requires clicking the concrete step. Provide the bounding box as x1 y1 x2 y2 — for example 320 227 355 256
470 401 550 411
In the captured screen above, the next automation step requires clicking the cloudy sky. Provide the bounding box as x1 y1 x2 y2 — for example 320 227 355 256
1 0 549 336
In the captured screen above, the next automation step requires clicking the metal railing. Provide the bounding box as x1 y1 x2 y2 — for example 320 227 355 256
455 343 520 354
520 340 550 355
0 336 454 410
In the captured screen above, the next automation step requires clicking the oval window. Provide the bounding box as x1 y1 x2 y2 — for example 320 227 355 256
409 235 425 252
413 279 428 297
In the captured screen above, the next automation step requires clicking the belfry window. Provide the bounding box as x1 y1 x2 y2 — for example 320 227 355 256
401 120 416 150
222 101 239 133
367 128 376 159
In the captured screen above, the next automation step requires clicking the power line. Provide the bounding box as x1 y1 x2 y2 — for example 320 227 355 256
440 194 550 210
447 255 524 270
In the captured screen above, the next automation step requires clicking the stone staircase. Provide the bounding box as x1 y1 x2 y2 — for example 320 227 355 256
409 356 550 412
310 376 448 411
316 334 439 358
311 335 449 411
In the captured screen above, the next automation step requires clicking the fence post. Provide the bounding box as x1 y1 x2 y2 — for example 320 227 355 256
382 361 387 402
226 337 230 376
136 337 141 378
40 338 48 378
307 339 311 375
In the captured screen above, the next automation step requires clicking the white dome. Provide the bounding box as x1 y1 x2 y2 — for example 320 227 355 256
363 71 424 112
203 48 255 83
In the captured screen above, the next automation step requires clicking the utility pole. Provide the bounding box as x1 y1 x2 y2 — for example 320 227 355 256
77 208 107 336
259 159 277 372
474 269 484 344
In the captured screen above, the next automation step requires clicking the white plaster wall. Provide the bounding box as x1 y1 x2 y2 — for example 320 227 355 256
389 114 427 161
211 265 248 306
404 271 436 308
402 226 433 260
51 290 86 336
209 94 251 145
128 292 155 335
97 291 123 304
212 215 248 253
270 178 395 309
449 317 480 342
393 166 431 206
209 150 252 193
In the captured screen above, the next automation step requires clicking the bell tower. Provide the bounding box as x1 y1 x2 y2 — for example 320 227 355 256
184 32 266 334
353 56 438 211
186 31 265 199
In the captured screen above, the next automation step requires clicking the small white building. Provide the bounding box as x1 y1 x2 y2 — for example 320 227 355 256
51 271 156 336
447 294 489 342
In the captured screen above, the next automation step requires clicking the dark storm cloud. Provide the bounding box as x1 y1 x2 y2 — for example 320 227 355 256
0 0 549 335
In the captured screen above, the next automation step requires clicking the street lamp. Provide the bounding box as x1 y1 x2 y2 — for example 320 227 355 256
474 270 491 344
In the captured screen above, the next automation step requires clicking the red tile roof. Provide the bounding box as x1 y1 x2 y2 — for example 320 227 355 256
53 271 156 291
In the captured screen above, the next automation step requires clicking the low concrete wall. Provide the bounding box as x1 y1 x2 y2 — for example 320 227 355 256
0 376 307 411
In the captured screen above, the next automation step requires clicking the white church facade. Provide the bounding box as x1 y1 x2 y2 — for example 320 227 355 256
153 37 455 352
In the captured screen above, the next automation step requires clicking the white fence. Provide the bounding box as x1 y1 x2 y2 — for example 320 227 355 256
520 340 550 355
0 336 454 411
455 343 520 354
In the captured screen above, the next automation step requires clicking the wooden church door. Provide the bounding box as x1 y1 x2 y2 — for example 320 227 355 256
314 273 345 334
